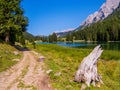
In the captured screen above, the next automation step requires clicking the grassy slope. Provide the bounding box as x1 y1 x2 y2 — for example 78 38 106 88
29 44 120 90
0 44 22 72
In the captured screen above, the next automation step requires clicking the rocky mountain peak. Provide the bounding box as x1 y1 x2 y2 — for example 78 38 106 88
80 0 120 27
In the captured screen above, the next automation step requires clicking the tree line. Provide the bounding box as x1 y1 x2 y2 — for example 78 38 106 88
23 32 58 43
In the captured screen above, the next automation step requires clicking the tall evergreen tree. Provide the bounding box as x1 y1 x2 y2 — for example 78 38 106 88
66 33 73 42
48 33 57 42
0 0 28 44
52 33 57 42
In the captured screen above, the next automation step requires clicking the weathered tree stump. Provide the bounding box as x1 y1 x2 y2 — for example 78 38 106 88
74 45 103 90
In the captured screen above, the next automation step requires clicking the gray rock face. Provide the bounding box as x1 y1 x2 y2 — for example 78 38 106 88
80 0 120 27
55 0 120 37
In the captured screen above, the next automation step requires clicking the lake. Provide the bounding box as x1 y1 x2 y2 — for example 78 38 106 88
36 42 120 51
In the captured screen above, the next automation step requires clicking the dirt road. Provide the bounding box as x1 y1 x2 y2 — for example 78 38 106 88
0 51 53 90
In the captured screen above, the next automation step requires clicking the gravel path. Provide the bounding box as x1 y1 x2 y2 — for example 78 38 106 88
0 51 53 90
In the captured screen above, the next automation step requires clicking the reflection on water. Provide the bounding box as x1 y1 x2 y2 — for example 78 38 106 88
74 42 120 51
36 42 120 51
100 42 120 51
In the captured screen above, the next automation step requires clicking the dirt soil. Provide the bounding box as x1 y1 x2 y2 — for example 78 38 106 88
0 51 53 90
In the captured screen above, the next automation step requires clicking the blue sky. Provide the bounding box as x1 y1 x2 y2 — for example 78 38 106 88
21 0 105 36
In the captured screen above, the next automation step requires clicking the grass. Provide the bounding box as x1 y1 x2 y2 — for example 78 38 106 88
18 81 37 90
0 43 22 72
21 65 29 78
29 44 120 90
101 50 120 60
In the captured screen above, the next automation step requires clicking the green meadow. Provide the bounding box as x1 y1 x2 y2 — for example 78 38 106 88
1 43 120 90
30 44 120 90
0 44 22 72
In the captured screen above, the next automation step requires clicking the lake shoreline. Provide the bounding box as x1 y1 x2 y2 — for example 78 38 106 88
35 41 120 51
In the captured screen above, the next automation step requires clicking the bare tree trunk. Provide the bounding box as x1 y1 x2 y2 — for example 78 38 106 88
5 32 10 43
74 45 103 90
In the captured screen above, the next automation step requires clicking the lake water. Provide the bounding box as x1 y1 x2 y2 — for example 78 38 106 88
36 42 120 51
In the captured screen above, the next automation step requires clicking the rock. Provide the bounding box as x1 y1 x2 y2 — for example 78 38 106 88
46 69 53 74
66 85 72 88
32 51 39 55
47 84 51 88
37 56 45 62
96 82 101 88
69 79 73 82
54 72 62 76
13 51 19 55
12 59 20 61
54 0 120 38
81 0 120 27
5 51 9 54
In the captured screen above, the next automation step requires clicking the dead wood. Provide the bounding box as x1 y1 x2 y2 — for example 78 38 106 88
74 45 103 89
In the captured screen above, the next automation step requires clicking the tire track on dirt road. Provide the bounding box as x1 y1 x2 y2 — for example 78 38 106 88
0 51 53 90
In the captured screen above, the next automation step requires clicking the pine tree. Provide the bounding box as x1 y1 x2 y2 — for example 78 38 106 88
0 0 28 44
52 33 57 42
66 33 73 42
48 33 57 42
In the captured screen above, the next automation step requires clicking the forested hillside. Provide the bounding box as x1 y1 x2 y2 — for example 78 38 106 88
70 5 120 41
23 32 35 42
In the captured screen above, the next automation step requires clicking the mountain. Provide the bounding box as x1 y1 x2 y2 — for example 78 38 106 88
56 31 70 37
80 0 120 27
55 28 75 37
70 4 120 41
56 0 120 37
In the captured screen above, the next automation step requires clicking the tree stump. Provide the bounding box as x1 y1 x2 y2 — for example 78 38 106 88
74 45 103 90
